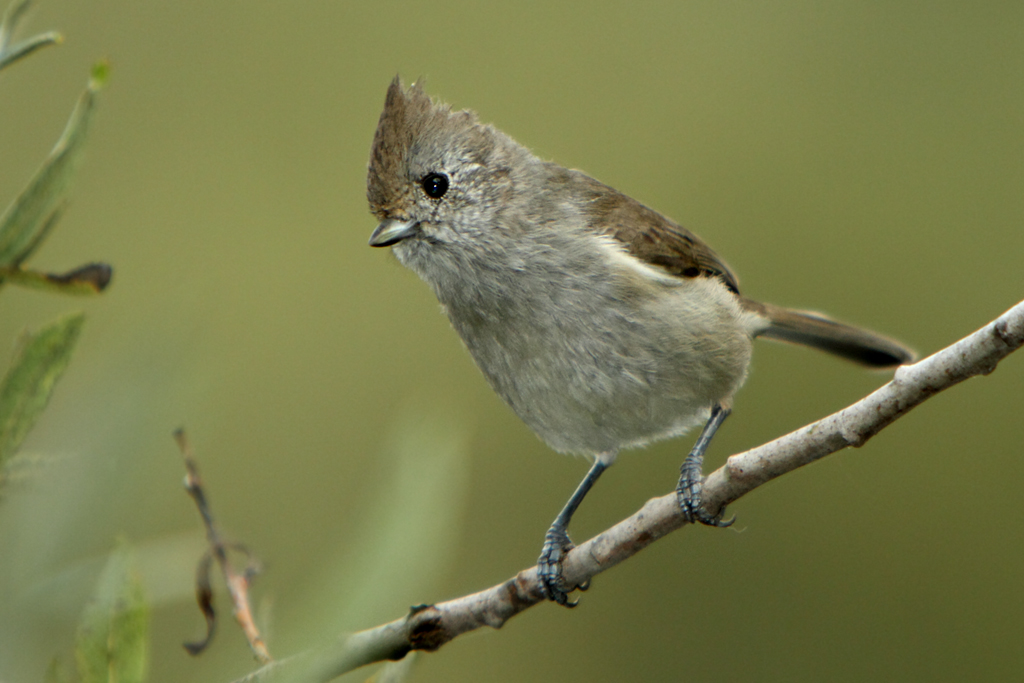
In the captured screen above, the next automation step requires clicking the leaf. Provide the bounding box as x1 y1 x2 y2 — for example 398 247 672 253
0 0 31 51
0 0 62 72
75 540 150 683
0 28 61 71
0 312 84 470
0 262 113 295
182 550 216 656
0 61 108 268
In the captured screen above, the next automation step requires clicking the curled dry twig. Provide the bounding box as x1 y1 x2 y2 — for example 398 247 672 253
176 429 271 665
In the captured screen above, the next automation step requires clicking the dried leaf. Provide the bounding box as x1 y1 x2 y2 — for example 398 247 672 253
183 550 216 656
0 262 113 295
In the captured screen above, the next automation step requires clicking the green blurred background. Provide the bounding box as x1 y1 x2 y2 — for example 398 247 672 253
1 1 1022 681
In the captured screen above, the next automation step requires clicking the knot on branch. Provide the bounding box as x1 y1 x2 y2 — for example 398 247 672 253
993 316 1024 351
406 604 446 652
837 413 869 449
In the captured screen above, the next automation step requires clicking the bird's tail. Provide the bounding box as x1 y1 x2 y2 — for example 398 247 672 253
741 299 915 368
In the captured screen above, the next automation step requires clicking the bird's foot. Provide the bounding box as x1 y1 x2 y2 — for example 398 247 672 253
538 526 582 607
677 461 734 527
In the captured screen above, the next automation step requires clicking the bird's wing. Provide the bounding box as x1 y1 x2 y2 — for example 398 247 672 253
570 170 740 293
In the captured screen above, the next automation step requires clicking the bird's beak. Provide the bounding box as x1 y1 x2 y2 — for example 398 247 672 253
369 219 419 247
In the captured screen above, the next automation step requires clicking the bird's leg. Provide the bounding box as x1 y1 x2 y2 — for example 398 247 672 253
677 404 734 527
538 456 610 607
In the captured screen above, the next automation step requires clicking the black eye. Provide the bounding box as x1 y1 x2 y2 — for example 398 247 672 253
420 172 449 199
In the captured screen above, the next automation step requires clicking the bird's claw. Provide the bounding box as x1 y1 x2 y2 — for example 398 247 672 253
677 465 734 527
538 526 581 607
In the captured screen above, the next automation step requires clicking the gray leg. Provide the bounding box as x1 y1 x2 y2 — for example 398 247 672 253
677 404 734 527
538 458 609 607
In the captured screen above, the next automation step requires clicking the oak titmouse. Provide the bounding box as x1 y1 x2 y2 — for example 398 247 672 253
366 78 913 606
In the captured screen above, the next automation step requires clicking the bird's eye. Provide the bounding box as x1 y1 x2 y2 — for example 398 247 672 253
420 172 449 199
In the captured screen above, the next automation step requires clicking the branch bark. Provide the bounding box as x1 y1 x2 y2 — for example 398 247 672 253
238 298 1024 683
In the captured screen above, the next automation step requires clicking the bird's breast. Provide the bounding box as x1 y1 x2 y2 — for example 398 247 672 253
421 239 755 455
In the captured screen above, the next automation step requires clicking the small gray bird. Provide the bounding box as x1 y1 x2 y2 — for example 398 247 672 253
366 77 913 606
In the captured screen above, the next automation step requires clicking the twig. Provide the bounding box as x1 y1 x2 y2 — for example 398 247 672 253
237 297 1024 683
175 429 272 665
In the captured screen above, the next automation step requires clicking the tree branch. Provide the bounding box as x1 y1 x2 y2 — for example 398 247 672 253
238 297 1024 683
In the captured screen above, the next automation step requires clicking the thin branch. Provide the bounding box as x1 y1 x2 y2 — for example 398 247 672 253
175 429 272 665
238 297 1024 683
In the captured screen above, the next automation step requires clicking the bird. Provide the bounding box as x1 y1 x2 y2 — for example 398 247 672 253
365 77 913 606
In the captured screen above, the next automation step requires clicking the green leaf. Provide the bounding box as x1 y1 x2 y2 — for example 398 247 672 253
0 312 84 470
0 29 61 70
0 61 108 268
75 540 150 683
0 0 62 72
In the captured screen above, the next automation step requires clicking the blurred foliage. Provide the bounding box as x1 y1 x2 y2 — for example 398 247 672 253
0 0 111 473
0 12 112 482
0 0 59 70
1 2 142 682
0 49 111 294
0 311 83 474
74 540 150 683
44 658 73 683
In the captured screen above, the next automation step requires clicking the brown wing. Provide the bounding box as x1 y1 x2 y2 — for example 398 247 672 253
569 170 740 293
